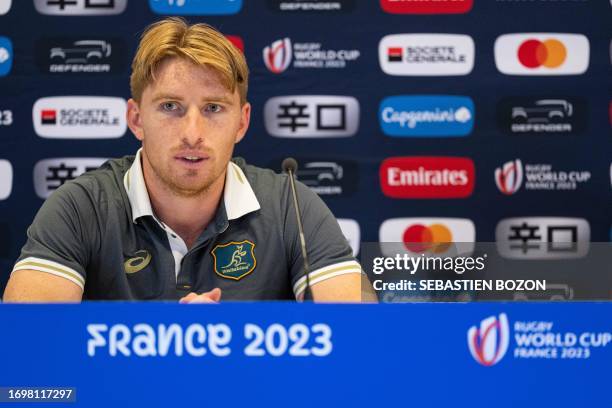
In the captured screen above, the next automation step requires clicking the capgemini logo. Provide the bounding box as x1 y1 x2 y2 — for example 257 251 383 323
263 38 292 74
495 159 523 195
467 313 510 366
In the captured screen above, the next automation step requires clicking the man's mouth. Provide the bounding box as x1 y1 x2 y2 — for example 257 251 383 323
180 156 204 163
175 152 209 164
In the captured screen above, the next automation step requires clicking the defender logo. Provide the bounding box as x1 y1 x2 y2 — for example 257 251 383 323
124 250 152 274
37 38 126 74
211 240 256 280
497 97 586 135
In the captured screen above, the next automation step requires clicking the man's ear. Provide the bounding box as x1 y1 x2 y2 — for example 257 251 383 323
127 98 144 141
234 102 251 144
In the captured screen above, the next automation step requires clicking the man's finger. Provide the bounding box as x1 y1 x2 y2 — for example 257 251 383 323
180 288 222 303
179 292 198 303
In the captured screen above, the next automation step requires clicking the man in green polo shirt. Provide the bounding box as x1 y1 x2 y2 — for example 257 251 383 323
3 18 373 303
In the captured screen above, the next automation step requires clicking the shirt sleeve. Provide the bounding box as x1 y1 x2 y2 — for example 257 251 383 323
11 181 97 291
285 180 362 299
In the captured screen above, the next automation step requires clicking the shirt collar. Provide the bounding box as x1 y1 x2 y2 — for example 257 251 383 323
124 148 260 224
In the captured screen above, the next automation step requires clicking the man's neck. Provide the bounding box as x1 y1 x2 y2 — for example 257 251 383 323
143 165 225 250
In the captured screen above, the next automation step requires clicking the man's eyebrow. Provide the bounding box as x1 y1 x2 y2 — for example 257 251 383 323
151 93 235 104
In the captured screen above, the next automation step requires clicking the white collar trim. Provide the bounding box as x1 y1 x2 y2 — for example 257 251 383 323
124 148 260 223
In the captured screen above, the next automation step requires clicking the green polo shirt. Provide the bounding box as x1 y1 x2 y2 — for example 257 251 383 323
12 150 361 300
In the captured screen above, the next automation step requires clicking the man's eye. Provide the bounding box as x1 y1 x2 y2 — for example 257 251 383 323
161 102 179 112
205 104 222 113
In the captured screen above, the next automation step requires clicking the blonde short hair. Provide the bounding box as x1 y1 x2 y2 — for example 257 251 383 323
130 17 249 105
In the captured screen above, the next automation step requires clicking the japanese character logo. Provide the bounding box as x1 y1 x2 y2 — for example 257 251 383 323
211 240 256 280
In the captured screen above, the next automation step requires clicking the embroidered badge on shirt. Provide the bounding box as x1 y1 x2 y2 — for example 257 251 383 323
124 250 152 274
211 240 256 280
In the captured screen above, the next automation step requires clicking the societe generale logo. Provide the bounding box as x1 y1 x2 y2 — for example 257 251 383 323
380 0 472 14
380 156 475 198
379 34 475 76
263 38 292 73
494 33 589 75
32 96 127 139
0 159 13 200
495 159 523 195
467 313 510 367
379 217 475 256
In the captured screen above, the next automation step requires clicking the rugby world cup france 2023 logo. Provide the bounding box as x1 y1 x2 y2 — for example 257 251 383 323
467 313 510 366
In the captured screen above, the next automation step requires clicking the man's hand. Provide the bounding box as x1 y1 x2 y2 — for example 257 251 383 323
179 288 222 303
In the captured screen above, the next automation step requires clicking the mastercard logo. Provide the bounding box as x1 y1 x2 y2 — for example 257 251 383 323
494 33 589 76
379 217 476 256
402 223 453 253
518 39 566 69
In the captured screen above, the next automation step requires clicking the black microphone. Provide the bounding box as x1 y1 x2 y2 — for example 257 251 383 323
282 158 313 301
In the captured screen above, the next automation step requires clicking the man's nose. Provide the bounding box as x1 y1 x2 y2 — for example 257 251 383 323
182 107 205 147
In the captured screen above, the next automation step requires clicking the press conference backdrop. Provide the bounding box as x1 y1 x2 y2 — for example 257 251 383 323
0 1 611 290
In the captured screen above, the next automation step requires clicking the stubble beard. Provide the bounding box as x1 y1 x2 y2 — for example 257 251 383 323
145 153 218 199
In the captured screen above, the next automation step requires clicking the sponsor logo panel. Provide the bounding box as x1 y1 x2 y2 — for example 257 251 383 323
338 218 360 256
494 33 589 75
496 217 590 259
467 313 510 366
497 97 586 135
0 36 13 77
267 0 354 12
0 0 11 15
380 156 475 199
149 0 242 15
0 108 12 127
468 312 611 365
32 96 127 139
379 217 475 256
380 0 472 14
380 95 474 137
495 159 591 195
263 38 360 74
34 0 127 15
264 95 359 138
36 38 126 74
378 34 474 76
226 36 244 52
33 158 107 199
270 158 358 196
0 159 13 200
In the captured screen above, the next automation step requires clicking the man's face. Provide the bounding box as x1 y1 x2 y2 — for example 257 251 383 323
127 57 250 197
